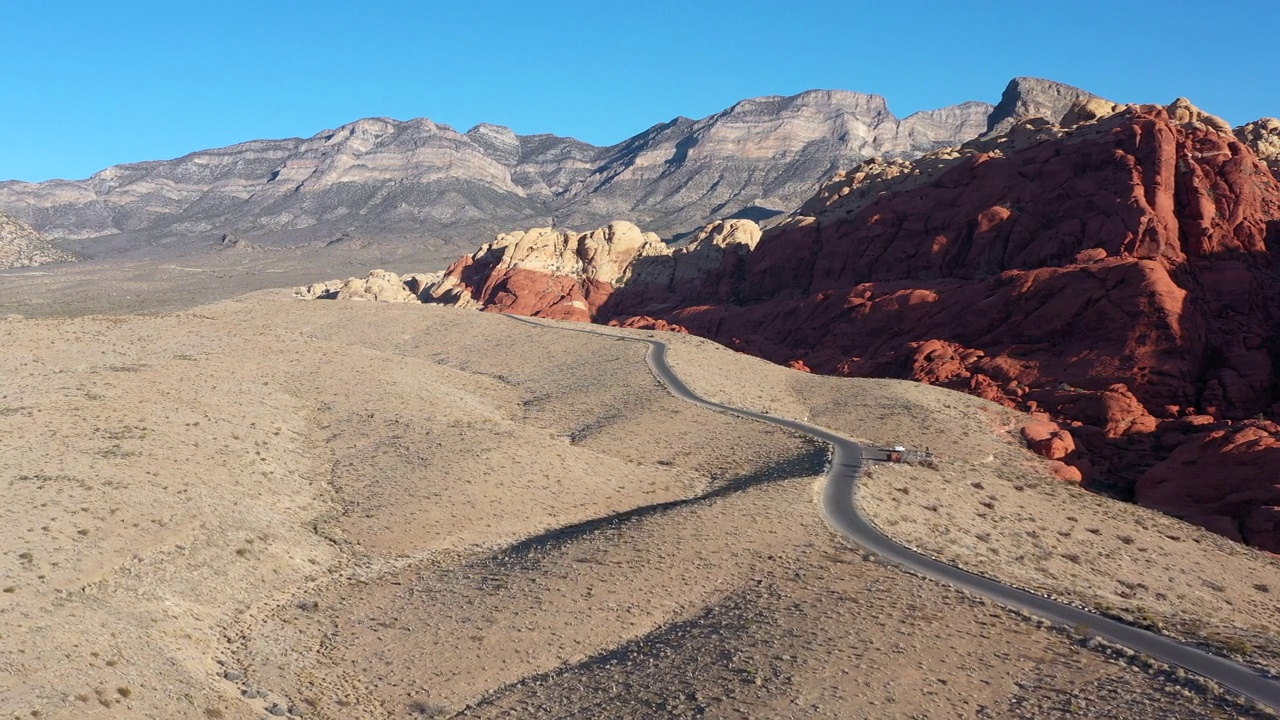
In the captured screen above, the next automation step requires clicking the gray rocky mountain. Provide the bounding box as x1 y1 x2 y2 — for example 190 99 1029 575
0 212 74 270
0 78 1116 262
0 90 996 259
985 77 1102 136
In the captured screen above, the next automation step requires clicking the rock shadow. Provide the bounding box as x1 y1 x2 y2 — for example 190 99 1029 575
490 443 827 570
459 585 771 716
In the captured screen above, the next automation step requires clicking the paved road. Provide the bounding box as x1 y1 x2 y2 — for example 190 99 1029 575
509 315 1280 711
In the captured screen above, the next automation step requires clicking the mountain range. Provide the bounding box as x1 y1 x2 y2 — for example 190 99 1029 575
0 78 1100 262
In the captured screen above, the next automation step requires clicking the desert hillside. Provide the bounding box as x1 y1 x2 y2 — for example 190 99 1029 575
2 291 1271 718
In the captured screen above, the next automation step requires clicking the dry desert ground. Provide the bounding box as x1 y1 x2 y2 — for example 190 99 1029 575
0 262 1277 719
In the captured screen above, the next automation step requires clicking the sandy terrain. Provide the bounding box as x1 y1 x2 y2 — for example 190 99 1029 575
0 243 458 320
0 284 1273 718
634 328 1280 676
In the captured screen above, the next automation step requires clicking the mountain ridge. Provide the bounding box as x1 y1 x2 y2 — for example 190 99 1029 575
0 86 1003 258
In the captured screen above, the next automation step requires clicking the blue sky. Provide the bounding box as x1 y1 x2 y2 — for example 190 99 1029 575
4 0 1277 182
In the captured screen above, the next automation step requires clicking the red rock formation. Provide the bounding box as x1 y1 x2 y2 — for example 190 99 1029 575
425 99 1280 552
631 102 1280 551
1021 420 1077 463
1137 423 1280 551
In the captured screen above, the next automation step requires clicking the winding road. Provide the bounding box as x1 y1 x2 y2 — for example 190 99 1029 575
510 315 1280 712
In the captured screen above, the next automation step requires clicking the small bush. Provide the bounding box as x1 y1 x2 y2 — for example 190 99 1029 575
407 700 450 717
1215 636 1254 657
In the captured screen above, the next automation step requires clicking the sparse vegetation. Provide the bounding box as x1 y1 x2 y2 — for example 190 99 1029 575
97 443 141 459
407 699 450 717
1211 635 1255 657
2 287 1277 718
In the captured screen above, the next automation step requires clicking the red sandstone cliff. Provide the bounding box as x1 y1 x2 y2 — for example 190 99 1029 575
422 99 1280 553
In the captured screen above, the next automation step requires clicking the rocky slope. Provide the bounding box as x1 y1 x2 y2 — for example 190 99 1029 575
392 96 1280 554
0 212 74 269
0 88 1002 259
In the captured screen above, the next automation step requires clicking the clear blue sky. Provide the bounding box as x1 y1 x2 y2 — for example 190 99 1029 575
4 0 1277 182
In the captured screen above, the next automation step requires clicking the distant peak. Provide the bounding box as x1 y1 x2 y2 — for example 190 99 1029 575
342 117 400 133
986 77 1103 135
465 122 521 163
318 117 402 144
723 89 891 121
467 122 517 138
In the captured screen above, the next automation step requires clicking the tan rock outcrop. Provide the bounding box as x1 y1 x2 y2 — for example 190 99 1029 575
1060 97 1125 128
421 221 667 318
421 219 761 320
1164 98 1233 133
671 219 762 283
1236 117 1280 176
297 270 442 303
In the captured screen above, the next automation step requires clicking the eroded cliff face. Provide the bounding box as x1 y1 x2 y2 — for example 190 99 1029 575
0 212 74 270
407 96 1280 553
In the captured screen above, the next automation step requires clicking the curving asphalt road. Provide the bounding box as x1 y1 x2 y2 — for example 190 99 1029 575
508 314 1280 712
